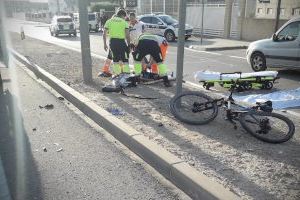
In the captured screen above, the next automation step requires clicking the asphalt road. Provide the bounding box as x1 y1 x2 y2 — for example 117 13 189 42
7 19 300 91
0 66 187 199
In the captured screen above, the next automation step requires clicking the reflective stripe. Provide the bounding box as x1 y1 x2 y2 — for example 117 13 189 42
134 62 142 75
113 63 122 75
158 63 168 76
122 64 130 73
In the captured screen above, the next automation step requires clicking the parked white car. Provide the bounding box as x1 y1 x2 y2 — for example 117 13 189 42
72 12 99 32
88 12 99 32
137 14 193 42
246 16 300 71
49 15 76 37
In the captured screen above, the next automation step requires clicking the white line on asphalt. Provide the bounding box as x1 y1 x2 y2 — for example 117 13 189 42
229 56 247 60
184 47 222 56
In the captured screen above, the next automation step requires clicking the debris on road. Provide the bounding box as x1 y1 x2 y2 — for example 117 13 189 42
39 104 54 109
32 128 37 131
56 148 63 152
158 123 164 127
43 147 47 152
58 96 64 101
106 106 125 116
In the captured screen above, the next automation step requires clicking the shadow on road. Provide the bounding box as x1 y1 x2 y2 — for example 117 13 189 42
0 90 43 200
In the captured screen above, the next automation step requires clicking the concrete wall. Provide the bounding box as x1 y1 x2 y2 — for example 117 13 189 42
241 18 287 41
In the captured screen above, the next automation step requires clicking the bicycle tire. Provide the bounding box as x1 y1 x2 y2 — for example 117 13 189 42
239 111 295 143
170 91 218 125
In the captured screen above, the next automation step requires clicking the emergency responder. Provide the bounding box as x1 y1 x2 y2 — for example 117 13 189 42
98 12 145 77
132 33 171 87
129 12 144 47
103 9 130 75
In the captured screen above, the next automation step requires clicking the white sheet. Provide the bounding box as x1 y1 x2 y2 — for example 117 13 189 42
194 70 278 82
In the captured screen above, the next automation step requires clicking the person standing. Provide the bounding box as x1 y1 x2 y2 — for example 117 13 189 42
103 10 130 75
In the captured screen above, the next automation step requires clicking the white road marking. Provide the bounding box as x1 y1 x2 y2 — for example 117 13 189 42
229 56 247 60
184 47 222 56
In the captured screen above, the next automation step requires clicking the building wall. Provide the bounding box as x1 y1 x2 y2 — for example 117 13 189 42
241 18 287 41
256 0 300 20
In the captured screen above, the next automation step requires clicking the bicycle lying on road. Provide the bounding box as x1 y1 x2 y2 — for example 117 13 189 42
169 83 295 144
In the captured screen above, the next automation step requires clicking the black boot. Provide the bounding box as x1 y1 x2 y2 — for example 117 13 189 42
163 76 172 87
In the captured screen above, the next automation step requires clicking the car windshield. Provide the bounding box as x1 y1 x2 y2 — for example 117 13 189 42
88 14 96 21
57 18 72 23
158 15 177 25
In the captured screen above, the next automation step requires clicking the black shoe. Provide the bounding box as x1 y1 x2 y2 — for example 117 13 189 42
163 76 172 87
98 72 112 77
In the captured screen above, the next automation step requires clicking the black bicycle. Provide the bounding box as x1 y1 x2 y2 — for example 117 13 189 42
169 83 295 144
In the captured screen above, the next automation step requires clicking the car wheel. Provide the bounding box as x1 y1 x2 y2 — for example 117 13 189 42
165 30 175 42
73 32 77 37
50 31 53 36
185 36 190 41
55 33 59 37
89 24 92 32
95 24 99 32
250 52 267 71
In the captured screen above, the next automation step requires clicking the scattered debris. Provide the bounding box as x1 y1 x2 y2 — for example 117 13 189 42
53 143 59 146
32 128 37 131
56 148 63 152
58 96 64 101
39 104 54 109
280 110 287 113
43 147 47 152
44 104 54 109
158 123 164 127
106 106 125 116
67 82 71 86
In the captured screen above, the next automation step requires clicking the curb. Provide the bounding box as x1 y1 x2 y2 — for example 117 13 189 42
11 49 240 200
0 69 12 200
188 45 248 51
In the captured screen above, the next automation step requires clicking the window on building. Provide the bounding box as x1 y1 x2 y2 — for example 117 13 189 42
267 8 273 15
292 8 300 16
257 8 263 14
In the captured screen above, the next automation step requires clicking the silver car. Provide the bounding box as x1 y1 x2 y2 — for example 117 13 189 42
247 16 300 71
138 14 193 42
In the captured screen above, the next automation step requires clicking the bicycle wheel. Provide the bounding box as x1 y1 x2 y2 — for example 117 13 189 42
239 111 295 143
170 91 218 125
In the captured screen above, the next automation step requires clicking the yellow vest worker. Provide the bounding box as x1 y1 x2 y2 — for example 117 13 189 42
103 10 130 75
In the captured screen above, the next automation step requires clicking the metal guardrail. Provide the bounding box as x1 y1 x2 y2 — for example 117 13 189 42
193 27 224 37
